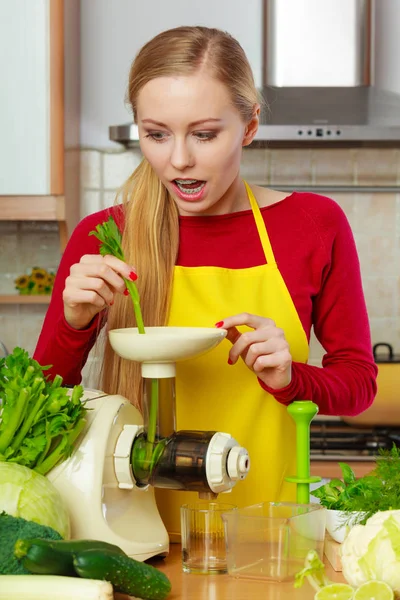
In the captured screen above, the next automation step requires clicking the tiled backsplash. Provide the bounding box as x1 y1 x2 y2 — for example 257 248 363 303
1 148 399 381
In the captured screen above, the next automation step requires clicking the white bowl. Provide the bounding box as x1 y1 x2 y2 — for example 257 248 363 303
325 509 364 543
108 326 227 363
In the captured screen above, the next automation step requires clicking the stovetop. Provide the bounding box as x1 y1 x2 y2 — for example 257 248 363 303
310 419 400 461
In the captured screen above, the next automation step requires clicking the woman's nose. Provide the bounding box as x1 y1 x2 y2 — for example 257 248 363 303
170 139 194 170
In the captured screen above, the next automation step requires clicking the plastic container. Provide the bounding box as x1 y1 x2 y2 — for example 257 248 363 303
221 501 326 582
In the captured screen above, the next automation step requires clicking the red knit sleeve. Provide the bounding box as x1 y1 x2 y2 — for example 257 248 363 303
260 197 377 416
33 208 121 384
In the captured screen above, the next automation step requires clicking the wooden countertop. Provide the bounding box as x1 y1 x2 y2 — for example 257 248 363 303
142 543 345 600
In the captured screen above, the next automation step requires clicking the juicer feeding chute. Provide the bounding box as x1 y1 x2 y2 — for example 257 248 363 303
108 327 250 496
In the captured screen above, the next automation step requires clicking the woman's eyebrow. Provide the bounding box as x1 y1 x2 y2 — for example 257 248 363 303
141 118 223 127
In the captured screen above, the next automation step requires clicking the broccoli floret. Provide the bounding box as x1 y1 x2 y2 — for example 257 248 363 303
0 511 62 574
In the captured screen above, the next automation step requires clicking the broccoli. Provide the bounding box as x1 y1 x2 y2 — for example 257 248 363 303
0 511 62 574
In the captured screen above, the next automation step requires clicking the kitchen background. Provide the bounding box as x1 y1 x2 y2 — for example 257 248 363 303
0 0 399 396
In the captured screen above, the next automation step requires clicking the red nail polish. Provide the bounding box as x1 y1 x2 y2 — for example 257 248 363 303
109 300 114 306
123 289 129 296
215 321 224 328
129 271 138 281
228 358 233 365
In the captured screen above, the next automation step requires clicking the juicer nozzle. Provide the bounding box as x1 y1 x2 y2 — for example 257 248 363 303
198 491 218 500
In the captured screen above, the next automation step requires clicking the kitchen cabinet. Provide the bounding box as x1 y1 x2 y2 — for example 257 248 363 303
0 0 80 305
0 0 79 253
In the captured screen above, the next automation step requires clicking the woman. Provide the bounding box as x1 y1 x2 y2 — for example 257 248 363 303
34 26 377 536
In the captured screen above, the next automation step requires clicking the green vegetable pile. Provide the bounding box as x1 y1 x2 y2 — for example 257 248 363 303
312 446 400 523
0 347 87 475
0 512 62 575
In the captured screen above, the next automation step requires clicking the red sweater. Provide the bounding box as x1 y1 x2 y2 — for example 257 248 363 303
34 192 377 416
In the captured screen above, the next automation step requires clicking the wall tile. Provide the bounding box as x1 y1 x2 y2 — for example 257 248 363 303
369 317 400 350
308 329 325 365
355 149 400 185
355 233 398 279
313 149 356 185
16 232 61 273
354 193 397 235
0 232 19 273
0 222 18 234
20 222 59 233
18 305 47 356
240 149 269 184
81 191 102 219
103 150 142 189
81 150 102 189
102 190 118 209
0 305 20 351
269 149 313 185
362 276 397 319
0 273 19 294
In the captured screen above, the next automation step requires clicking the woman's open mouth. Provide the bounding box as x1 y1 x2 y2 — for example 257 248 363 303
171 179 207 201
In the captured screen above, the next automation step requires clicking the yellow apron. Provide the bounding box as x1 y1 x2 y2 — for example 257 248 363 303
155 181 309 539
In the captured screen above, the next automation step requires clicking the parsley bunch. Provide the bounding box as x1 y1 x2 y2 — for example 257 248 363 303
0 348 87 475
312 445 400 523
89 216 145 333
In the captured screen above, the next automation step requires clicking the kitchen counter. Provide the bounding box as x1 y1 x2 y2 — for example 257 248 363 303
143 544 345 600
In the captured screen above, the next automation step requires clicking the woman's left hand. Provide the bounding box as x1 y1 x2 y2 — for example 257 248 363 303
217 313 292 390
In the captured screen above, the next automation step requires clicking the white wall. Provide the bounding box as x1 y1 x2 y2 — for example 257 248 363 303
80 0 262 149
374 0 400 94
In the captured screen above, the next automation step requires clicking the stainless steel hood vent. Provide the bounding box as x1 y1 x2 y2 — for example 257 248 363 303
110 0 400 146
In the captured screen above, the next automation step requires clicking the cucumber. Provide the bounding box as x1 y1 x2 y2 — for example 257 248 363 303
73 548 171 600
14 539 76 576
14 538 126 576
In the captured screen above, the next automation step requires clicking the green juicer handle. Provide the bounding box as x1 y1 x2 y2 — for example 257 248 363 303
285 401 321 504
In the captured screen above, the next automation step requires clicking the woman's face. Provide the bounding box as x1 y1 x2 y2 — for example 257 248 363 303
136 71 259 216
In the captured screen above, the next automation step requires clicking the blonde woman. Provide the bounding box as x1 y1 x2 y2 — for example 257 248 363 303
35 26 377 535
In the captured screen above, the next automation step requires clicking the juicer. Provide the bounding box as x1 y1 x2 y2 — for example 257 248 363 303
47 327 250 561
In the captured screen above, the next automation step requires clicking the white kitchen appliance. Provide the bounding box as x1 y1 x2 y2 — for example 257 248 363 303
48 327 250 561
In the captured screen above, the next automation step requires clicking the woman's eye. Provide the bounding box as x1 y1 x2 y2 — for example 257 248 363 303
194 131 217 142
145 131 168 142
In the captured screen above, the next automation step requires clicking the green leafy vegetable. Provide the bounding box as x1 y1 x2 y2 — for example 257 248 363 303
0 511 63 575
294 549 331 592
89 215 145 334
0 463 70 539
0 348 87 475
312 446 400 523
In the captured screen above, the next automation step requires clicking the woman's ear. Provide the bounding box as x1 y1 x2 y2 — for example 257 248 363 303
242 104 260 147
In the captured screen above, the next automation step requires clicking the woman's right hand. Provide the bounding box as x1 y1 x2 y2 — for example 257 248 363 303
62 254 137 330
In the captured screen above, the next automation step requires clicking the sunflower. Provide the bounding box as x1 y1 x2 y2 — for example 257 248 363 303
30 268 47 283
45 273 55 286
15 275 29 289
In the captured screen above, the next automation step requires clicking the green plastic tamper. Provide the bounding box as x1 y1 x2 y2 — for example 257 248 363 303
285 401 321 504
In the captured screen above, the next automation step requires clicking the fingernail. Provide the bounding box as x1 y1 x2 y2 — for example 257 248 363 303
109 300 114 306
228 358 233 365
123 289 129 296
215 321 224 328
129 271 138 281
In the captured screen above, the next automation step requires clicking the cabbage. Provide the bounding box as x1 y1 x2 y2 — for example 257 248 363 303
341 509 400 595
0 462 70 538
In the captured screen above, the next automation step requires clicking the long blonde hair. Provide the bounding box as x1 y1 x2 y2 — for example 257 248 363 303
101 26 260 407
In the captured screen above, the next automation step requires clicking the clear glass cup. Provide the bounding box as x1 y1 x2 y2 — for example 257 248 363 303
180 501 237 574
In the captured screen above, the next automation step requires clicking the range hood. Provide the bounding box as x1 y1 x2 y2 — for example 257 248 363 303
109 0 400 146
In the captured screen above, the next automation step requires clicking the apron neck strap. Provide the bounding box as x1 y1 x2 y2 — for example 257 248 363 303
243 180 277 266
